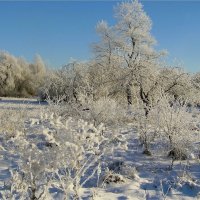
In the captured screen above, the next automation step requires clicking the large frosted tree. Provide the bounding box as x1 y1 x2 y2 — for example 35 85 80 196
114 0 162 111
93 0 164 114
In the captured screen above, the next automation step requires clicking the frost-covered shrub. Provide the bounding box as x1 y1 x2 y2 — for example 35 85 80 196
107 162 139 181
0 112 127 199
87 97 126 126
135 93 198 158
0 107 27 134
102 170 125 185
149 95 196 159
45 95 129 128
172 170 200 195
135 107 156 155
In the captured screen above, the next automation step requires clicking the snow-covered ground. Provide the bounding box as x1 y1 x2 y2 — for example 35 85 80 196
0 98 200 199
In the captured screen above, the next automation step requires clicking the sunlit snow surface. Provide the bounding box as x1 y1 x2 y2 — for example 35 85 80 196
0 97 200 199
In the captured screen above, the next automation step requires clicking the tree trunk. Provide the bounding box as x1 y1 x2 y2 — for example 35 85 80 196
126 84 132 105
30 187 37 200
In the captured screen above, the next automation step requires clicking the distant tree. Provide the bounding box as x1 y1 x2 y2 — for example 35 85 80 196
0 51 46 97
29 54 46 96
0 51 24 96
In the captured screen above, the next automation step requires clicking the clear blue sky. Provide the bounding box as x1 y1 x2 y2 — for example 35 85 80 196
0 1 199 72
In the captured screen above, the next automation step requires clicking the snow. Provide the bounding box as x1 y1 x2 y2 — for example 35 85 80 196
0 98 200 199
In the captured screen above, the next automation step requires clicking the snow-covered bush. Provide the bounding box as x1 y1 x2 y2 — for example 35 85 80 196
137 120 154 155
149 95 196 159
0 111 128 199
102 169 125 185
133 105 156 155
0 106 27 135
44 94 129 128
134 92 198 158
101 162 138 186
87 97 126 127
176 171 200 191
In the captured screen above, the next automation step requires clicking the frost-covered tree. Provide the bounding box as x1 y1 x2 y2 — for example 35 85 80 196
41 61 90 104
89 21 124 103
191 72 200 104
159 67 195 103
29 54 46 91
0 51 46 97
92 0 165 112
0 51 23 96
93 21 118 67
114 0 167 112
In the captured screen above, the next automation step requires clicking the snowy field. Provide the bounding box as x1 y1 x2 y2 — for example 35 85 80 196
0 98 200 200
1 0 200 199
